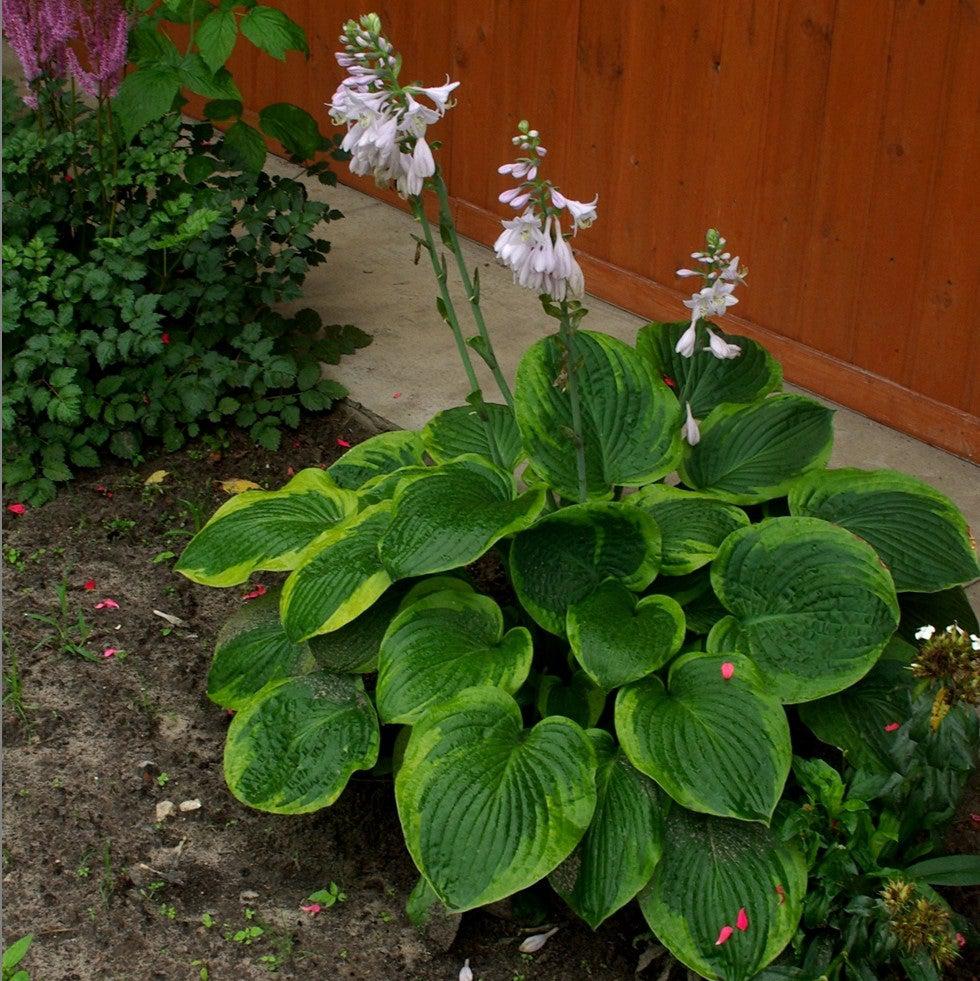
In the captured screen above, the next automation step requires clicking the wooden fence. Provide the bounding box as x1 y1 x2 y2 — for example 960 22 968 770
222 0 979 461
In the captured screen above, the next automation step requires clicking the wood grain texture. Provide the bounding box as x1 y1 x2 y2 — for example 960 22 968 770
218 0 979 460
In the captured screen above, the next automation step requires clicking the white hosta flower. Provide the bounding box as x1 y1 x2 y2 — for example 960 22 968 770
704 327 741 360
683 279 739 326
946 624 966 636
413 77 459 113
396 137 435 197
674 323 697 357
458 958 473 981
718 255 747 284
494 213 583 301
915 625 936 641
970 634 980 651
518 927 558 953
551 189 598 231
682 403 700 445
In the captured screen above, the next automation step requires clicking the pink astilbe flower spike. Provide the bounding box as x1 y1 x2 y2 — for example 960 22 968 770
714 925 734 946
721 661 735 681
95 598 120 610
735 907 749 931
3 0 77 104
65 0 129 99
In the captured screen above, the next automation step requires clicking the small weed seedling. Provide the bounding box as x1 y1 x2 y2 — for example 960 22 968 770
156 772 171 788
103 517 137 538
306 882 346 909
3 547 25 572
2 637 30 726
24 582 96 660
2 933 33 981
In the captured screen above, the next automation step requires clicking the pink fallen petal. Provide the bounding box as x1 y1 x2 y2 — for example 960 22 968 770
775 884 786 905
242 584 267 601
6 503 27 515
956 933 966 948
95 598 120 610
392 392 402 399
336 438 351 448
226 709 236 717
721 661 735 681
300 903 321 915
286 466 296 476
84 579 97 591
883 721 900 732
715 925 734 946
102 647 119 659
736 907 749 931
971 813 980 824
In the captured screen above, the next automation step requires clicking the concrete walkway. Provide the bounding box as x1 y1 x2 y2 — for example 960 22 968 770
270 157 980 576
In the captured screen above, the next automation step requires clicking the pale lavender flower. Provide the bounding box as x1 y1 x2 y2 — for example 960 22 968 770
682 403 701 445
518 927 559 954
704 327 742 360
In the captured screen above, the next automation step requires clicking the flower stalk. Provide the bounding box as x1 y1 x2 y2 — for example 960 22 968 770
557 299 588 503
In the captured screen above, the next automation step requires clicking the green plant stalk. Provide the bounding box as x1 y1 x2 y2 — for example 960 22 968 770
558 300 588 502
431 169 514 409
410 196 504 468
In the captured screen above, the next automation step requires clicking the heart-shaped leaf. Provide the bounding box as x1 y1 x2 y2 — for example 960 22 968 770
709 517 900 702
789 468 979 592
636 320 782 417
396 687 597 912
380 455 545 579
567 581 685 689
639 806 806 981
679 395 834 503
422 403 523 471
797 638 916 772
616 652 791 822
514 330 682 499
224 672 379 814
280 503 393 641
327 431 426 490
510 502 661 635
176 468 357 586
377 589 533 724
208 587 314 710
550 730 666 929
536 670 606 728
628 485 750 576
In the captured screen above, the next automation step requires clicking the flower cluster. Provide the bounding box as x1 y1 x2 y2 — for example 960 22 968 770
675 229 747 360
912 623 980 730
493 120 596 301
329 14 458 198
3 0 127 106
881 879 960 969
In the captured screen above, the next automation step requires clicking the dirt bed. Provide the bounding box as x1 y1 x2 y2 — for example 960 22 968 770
1 403 656 981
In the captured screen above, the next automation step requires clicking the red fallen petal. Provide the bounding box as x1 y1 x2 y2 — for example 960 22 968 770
721 661 735 680
971 813 980 824
242 584 267 601
286 466 296 476
161 333 170 345
84 579 97 591
663 375 677 388
775 884 786 905
300 903 321 915
95 598 120 610
336 438 351 448
956 933 966 948
392 392 402 399
883 721 900 732
715 925 734 946
102 647 119 659
6 503 27 515
65 172 73 182
226 709 236 716
736 907 749 931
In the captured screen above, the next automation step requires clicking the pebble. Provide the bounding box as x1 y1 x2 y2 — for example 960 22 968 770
156 800 176 821
179 799 202 812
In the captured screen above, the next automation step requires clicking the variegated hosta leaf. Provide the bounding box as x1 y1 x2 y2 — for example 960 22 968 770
550 730 666 929
636 320 783 418
615 652 791 823
514 330 682 499
898 586 978 643
709 517 900 703
567 581 685 690
327 430 426 490
788 467 979 593
397 575 475 609
380 455 546 579
175 468 358 586
627 484 750 576
536 670 606 728
357 465 431 506
208 587 314 710
422 403 523 471
395 687 597 912
224 672 379 814
307 584 408 674
280 503 393 642
679 395 834 503
797 638 916 772
639 806 806 981
510 502 662 635
377 588 533 724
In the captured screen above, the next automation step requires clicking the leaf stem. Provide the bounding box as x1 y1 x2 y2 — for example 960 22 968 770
431 168 513 409
558 300 588 502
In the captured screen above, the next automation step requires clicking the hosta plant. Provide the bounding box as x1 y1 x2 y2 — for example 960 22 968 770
177 15 980 980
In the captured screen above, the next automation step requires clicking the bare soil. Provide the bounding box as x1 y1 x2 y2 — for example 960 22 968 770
1 403 655 981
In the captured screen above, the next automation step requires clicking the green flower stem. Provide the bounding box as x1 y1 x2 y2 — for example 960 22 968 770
559 300 588 503
411 196 504 468
431 169 514 409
